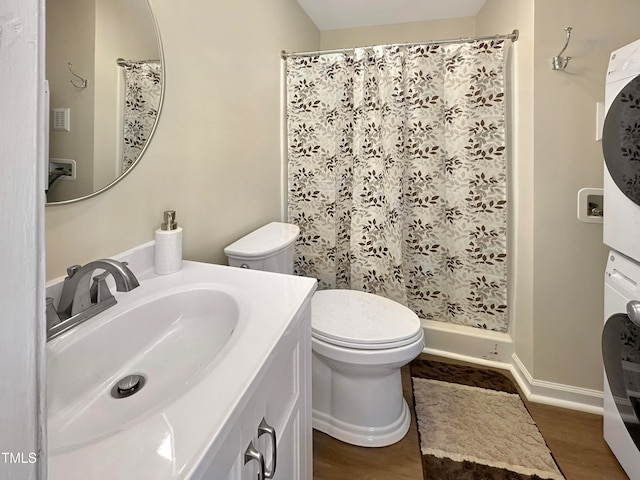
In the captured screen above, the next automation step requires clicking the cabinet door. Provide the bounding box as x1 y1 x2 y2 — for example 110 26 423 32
193 399 265 480
255 314 312 480
260 346 299 480
190 303 312 480
269 410 300 480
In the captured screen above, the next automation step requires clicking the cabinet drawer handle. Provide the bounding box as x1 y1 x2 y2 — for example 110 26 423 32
244 440 266 480
258 418 277 479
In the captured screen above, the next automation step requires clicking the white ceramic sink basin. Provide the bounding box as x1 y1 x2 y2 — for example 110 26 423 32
46 245 316 480
48 286 239 453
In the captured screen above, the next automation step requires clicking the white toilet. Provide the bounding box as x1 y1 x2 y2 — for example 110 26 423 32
224 222 424 447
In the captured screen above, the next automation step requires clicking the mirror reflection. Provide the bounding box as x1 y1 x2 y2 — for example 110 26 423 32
46 0 163 204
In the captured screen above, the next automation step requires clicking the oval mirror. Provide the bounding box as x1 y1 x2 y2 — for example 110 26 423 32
45 0 164 205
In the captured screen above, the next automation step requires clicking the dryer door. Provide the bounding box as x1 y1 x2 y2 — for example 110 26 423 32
603 75 640 206
603 311 640 447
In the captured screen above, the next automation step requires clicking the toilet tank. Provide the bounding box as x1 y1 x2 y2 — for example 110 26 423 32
223 222 299 274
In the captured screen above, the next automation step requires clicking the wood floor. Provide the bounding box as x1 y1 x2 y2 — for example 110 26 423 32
313 354 629 480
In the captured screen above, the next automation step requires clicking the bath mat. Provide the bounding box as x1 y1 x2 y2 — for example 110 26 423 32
410 359 565 480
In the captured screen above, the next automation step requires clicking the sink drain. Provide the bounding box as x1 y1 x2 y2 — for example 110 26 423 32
111 374 146 399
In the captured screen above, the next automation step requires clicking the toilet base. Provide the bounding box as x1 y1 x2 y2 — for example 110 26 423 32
311 337 423 448
312 399 411 447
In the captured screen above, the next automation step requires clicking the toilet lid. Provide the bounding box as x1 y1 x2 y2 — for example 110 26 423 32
311 290 422 350
223 222 299 259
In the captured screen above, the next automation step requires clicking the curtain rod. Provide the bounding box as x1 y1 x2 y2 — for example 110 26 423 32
281 29 518 59
116 58 161 67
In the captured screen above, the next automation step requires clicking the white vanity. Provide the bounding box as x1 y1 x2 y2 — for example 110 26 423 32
46 242 316 479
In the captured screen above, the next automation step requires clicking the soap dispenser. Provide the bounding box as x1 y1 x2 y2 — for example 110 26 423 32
154 210 183 274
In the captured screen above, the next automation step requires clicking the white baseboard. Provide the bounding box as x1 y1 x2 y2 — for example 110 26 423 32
421 322 604 415
422 320 514 363
510 354 603 415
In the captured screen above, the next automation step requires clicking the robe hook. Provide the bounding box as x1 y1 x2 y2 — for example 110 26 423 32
552 27 572 71
68 62 88 88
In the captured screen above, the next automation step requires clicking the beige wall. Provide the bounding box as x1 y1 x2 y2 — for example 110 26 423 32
531 0 640 390
320 16 475 50
45 0 319 279
480 0 640 391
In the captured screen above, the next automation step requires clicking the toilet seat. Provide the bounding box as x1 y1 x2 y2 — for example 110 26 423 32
311 289 422 350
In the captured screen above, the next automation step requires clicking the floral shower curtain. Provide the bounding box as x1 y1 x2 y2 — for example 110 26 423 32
286 40 508 332
121 60 162 173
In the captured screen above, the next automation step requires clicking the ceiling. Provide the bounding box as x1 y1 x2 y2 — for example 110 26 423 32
296 0 487 31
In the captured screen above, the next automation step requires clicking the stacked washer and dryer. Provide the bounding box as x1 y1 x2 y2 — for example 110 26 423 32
602 38 640 479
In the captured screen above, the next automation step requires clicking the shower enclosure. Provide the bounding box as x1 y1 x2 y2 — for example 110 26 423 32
284 32 514 334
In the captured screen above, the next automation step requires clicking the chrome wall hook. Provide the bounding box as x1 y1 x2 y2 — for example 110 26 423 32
68 62 88 88
552 27 572 70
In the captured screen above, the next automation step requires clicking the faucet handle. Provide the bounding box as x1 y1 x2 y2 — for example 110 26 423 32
57 265 82 317
90 271 114 304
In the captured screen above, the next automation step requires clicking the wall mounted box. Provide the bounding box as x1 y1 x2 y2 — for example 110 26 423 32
577 188 604 224
49 158 76 181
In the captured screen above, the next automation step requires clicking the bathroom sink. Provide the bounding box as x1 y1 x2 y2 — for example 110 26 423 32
46 247 316 480
47 286 239 452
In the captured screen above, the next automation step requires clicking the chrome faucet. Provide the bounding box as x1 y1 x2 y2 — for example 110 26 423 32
46 259 140 340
